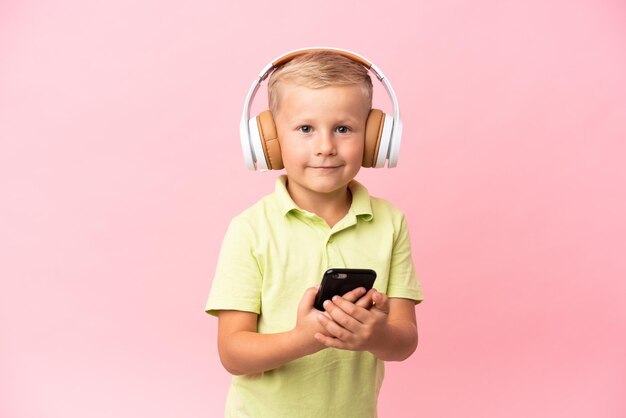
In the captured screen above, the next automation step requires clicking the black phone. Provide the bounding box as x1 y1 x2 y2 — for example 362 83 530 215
314 268 377 311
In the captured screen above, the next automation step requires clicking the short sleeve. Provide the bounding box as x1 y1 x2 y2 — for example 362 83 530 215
205 216 263 316
386 214 424 303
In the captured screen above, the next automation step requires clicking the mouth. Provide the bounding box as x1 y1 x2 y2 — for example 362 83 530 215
309 162 343 169
310 166 342 170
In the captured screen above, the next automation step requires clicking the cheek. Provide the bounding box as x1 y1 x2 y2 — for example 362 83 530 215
345 140 365 163
279 138 307 165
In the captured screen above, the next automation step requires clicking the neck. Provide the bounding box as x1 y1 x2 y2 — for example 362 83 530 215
286 182 352 228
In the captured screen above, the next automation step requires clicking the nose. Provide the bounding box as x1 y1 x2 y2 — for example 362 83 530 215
315 130 337 156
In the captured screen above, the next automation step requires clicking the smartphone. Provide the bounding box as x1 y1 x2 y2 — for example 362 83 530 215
314 268 377 311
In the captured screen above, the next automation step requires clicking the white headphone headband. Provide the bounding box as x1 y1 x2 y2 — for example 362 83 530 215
240 47 402 170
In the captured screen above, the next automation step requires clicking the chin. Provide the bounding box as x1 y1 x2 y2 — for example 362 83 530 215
306 178 351 194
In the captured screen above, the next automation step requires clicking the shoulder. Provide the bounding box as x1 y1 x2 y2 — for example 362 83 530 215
369 194 405 216
225 189 284 239
350 179 407 225
368 194 408 228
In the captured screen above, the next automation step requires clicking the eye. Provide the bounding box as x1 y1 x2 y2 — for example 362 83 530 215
298 125 313 133
335 126 351 134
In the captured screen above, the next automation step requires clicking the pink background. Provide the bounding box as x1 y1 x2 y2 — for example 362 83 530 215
2 0 625 416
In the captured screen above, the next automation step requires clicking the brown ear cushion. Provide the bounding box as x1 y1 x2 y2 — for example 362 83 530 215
363 109 385 168
256 110 283 170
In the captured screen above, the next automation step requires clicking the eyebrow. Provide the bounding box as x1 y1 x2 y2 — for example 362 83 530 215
287 116 362 125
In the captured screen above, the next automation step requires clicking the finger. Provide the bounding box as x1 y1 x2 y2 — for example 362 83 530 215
314 333 347 350
341 287 367 303
354 289 376 309
325 297 370 328
317 310 354 341
372 291 390 314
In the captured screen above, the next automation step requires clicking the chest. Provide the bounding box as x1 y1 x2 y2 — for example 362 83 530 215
254 218 395 332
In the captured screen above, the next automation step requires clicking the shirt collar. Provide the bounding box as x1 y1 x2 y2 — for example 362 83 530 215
274 175 373 221
274 175 300 215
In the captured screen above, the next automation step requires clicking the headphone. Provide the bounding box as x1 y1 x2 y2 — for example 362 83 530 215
240 47 403 171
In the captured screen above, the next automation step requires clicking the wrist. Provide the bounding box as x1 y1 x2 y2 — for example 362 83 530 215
369 321 417 361
289 327 324 357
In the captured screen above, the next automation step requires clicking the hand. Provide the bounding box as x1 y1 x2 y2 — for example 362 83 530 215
314 290 391 351
291 287 331 356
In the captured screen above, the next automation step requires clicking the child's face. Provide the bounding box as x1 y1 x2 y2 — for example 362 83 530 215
274 83 369 202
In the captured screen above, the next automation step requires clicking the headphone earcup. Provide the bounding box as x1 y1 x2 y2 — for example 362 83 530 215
256 110 283 170
363 109 385 168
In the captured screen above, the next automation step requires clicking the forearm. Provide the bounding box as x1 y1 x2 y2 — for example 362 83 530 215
219 328 323 376
217 288 335 376
369 320 418 361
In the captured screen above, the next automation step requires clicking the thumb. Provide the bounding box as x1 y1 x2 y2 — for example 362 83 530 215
298 286 319 314
373 291 390 314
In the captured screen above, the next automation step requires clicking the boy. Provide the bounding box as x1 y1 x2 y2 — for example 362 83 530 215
206 50 423 417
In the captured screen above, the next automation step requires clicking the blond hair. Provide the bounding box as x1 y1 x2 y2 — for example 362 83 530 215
268 51 373 115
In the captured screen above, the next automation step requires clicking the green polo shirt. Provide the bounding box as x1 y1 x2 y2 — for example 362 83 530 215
206 175 423 418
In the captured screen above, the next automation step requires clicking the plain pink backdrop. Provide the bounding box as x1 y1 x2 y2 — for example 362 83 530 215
1 0 625 417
